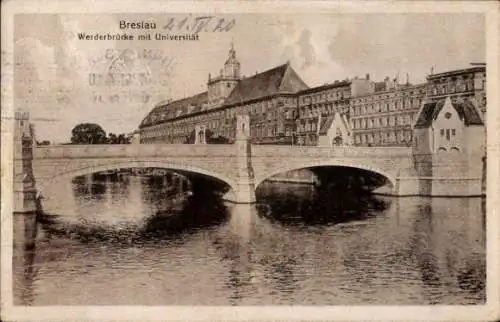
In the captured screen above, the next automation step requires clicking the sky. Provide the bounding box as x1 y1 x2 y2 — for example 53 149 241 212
13 13 485 143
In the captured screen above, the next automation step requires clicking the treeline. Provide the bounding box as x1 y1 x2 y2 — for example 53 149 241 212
70 123 131 144
37 123 132 145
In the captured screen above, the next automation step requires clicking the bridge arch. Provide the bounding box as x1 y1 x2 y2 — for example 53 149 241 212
35 160 237 192
254 161 397 190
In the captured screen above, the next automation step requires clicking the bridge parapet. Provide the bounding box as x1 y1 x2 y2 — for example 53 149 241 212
252 145 413 158
34 144 237 159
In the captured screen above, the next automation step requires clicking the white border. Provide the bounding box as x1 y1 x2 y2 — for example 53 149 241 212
1 1 499 321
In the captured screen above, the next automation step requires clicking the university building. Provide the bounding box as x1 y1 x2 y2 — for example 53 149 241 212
138 44 486 148
139 44 309 145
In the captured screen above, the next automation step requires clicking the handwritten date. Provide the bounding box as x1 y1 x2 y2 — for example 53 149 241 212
162 15 235 34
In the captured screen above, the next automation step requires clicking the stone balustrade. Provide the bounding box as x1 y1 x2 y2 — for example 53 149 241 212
34 144 237 159
252 145 413 158
34 143 413 160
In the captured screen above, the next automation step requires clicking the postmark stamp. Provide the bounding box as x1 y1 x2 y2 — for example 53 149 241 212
1 1 499 322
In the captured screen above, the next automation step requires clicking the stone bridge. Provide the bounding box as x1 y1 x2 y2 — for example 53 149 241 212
31 143 415 197
13 113 483 214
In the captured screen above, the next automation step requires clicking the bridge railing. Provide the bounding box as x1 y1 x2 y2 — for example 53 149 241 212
34 144 236 159
252 145 413 158
34 143 412 159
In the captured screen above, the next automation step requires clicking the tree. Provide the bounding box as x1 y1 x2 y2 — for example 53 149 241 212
36 140 51 146
107 132 118 144
107 132 131 144
117 133 131 144
70 123 107 144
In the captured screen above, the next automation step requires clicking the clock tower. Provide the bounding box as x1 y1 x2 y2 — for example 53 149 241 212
207 42 241 106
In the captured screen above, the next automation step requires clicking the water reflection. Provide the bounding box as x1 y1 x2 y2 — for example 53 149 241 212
13 174 487 305
40 194 230 246
256 181 391 226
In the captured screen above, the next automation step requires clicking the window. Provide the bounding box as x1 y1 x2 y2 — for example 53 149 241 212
452 129 456 136
465 80 473 91
389 131 395 142
446 129 450 140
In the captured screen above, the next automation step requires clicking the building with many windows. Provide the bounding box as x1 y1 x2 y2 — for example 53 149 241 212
350 80 427 147
425 66 486 120
139 44 309 144
138 44 487 148
294 76 373 146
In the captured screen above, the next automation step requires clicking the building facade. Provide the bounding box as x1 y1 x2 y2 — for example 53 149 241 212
350 80 427 147
425 66 487 121
294 77 375 146
413 96 484 154
138 44 486 148
139 44 309 145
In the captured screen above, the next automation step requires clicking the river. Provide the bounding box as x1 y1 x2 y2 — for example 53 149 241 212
13 172 486 305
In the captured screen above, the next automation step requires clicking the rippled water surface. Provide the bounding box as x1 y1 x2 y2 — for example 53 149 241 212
13 174 486 305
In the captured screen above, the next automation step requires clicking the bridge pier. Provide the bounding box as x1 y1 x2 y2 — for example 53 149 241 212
231 115 256 204
410 152 485 197
227 181 256 204
13 111 41 252
13 111 42 215
392 177 421 196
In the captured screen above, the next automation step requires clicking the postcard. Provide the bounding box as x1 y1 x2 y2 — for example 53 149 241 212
1 1 499 321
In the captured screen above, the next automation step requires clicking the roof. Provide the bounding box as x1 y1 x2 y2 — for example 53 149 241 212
140 62 309 128
318 115 335 135
414 98 483 129
224 63 309 106
139 92 208 128
427 66 486 80
298 80 351 95
452 100 484 126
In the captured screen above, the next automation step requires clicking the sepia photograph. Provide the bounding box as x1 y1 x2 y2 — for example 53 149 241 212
1 1 499 321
